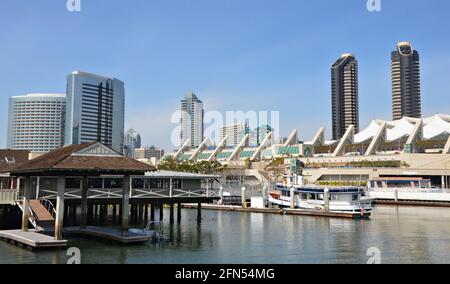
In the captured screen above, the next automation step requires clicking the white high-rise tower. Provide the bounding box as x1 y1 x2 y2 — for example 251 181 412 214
7 93 67 153
180 92 204 148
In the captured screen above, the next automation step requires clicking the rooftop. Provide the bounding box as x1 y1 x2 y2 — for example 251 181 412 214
0 149 30 173
11 93 66 99
5 142 156 176
70 71 123 83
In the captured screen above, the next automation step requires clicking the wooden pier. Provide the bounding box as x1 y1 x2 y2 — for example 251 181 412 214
182 204 371 219
0 229 68 249
0 143 220 250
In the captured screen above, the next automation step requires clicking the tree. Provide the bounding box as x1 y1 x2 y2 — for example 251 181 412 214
157 157 227 174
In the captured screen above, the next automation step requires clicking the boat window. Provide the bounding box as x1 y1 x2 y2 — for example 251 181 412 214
352 194 359 201
318 194 324 200
332 195 339 201
301 193 308 200
308 193 315 200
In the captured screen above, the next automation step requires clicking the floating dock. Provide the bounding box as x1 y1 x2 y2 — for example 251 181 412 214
65 226 152 244
182 204 370 219
0 229 68 249
374 199 450 207
368 190 450 207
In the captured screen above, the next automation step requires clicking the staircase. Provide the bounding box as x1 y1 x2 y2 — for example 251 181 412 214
16 199 56 231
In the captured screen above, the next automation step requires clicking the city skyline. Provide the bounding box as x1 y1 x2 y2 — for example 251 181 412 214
1 1 450 151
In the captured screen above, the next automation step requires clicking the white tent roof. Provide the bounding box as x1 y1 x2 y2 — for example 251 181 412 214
354 120 382 143
305 140 337 146
423 115 450 139
386 117 415 141
354 114 450 144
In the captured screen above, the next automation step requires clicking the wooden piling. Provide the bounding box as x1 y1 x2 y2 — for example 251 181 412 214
197 203 202 222
80 177 88 228
290 187 295 209
177 203 182 223
121 176 130 237
144 204 148 221
324 188 330 212
150 204 155 221
87 204 93 225
64 204 69 223
102 205 106 223
170 204 174 224
21 177 32 232
112 204 117 223
71 205 77 226
138 204 143 221
159 204 164 221
55 176 65 241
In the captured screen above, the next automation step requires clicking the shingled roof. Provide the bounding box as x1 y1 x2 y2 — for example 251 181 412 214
6 142 156 176
0 149 30 173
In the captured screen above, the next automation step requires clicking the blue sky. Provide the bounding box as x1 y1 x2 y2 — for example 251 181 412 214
1 0 450 150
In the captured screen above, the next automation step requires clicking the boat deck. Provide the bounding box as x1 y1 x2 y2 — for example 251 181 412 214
65 226 152 244
0 229 68 249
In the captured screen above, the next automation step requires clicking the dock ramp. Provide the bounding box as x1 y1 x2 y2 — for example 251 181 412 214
17 199 55 231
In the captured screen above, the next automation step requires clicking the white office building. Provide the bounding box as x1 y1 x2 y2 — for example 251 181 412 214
180 92 204 148
134 146 165 160
7 93 67 153
220 123 248 147
65 71 125 152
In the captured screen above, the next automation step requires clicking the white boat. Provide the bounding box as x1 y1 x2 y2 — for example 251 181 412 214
268 174 374 213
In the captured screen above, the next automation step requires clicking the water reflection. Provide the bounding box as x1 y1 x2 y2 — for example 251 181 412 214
1 206 450 264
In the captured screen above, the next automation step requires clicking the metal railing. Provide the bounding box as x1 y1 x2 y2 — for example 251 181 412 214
39 197 57 218
37 187 221 200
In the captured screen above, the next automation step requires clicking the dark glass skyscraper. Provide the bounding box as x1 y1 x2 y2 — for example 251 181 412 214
66 71 125 153
331 54 359 140
391 42 421 120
